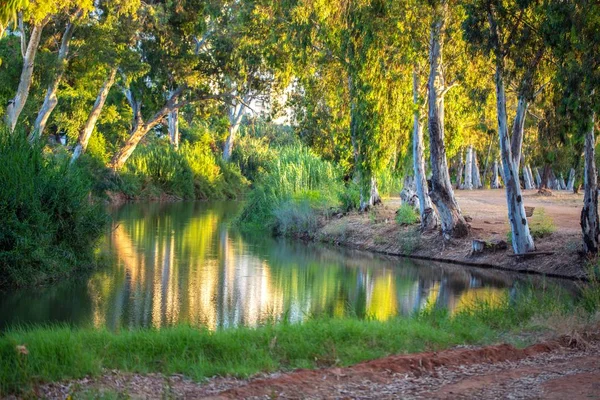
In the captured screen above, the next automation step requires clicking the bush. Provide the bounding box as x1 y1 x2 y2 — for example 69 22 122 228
396 204 420 225
0 132 107 287
231 135 276 184
338 181 361 212
238 146 342 233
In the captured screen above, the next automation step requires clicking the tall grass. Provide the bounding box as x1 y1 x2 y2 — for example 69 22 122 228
0 283 595 396
238 146 342 233
0 131 107 287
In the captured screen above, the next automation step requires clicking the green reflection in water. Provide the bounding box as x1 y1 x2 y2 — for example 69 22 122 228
0 202 573 331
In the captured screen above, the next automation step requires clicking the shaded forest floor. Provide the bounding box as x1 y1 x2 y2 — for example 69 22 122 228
30 328 600 399
317 189 589 279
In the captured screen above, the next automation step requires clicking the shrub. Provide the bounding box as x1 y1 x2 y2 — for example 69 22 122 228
338 181 361 212
396 204 420 226
238 146 342 232
231 135 276 184
0 132 107 287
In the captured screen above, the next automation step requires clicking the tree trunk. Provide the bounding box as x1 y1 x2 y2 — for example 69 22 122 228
527 165 536 189
472 149 482 189
110 87 183 171
534 167 542 188
494 68 535 253
523 163 534 190
6 20 46 133
491 160 501 189
567 168 575 192
168 108 179 150
31 19 76 141
223 97 247 162
581 114 599 253
427 1 468 238
455 148 464 189
559 174 567 191
541 164 551 189
412 69 438 231
464 145 473 190
71 67 117 164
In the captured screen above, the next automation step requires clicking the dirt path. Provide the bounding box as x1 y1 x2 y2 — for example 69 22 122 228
316 189 589 279
33 333 600 399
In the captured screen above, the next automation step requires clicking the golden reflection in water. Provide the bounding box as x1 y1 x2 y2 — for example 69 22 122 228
87 204 514 331
452 287 507 315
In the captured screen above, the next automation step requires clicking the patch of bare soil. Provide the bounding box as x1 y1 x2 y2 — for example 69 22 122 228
29 331 600 399
317 190 589 279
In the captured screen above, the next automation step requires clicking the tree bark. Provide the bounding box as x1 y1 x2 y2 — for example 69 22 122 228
567 168 575 192
534 167 542 188
168 108 179 149
455 148 464 189
6 19 47 133
581 114 599 253
31 19 76 141
472 149 482 189
412 69 438 231
223 101 244 161
523 163 534 190
427 0 468 238
71 67 117 164
491 160 501 189
464 145 474 190
110 87 184 171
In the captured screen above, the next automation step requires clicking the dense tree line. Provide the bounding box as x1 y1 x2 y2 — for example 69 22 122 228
1 0 599 255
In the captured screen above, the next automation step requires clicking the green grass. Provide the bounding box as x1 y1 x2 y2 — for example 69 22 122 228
396 204 420 226
1 282 597 396
507 207 556 242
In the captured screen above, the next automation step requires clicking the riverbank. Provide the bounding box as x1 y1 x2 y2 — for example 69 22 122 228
314 190 590 280
1 283 598 398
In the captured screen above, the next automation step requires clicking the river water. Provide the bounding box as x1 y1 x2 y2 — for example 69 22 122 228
0 202 573 331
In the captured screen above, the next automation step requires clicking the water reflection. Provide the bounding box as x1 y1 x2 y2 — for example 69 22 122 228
0 202 572 331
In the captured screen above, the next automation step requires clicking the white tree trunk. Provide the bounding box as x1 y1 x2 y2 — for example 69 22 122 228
31 20 75 141
464 145 474 190
168 108 179 150
472 150 482 189
527 165 536 189
412 69 438 231
5 20 47 133
455 148 464 189
71 67 117 164
581 114 599 253
494 68 535 254
523 163 534 190
534 167 542 188
491 160 501 189
559 174 567 191
427 1 468 238
567 168 575 191
223 100 245 162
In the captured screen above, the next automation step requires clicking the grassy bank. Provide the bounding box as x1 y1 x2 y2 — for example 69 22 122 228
2 283 598 396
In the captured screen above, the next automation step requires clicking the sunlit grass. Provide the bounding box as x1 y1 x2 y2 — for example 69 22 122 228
1 282 597 396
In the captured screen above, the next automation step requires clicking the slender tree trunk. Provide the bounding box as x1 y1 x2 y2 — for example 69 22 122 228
523 163 534 190
412 69 438 231
6 20 46 133
71 67 117 164
559 174 567 191
455 148 464 189
427 1 468 238
494 68 535 254
527 165 536 189
482 136 494 188
472 150 482 189
110 87 183 171
491 160 501 189
581 114 599 253
223 100 245 161
31 19 76 141
168 108 179 149
567 168 575 192
464 145 473 190
534 167 542 188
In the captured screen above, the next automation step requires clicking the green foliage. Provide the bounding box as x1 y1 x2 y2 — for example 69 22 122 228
124 143 195 200
231 135 276 184
0 131 107 287
238 146 342 233
396 204 419 226
338 181 361 212
0 283 593 396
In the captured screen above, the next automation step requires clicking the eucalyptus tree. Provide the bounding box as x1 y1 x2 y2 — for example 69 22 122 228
463 0 549 254
543 1 600 253
4 0 91 133
425 0 469 238
108 0 216 171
